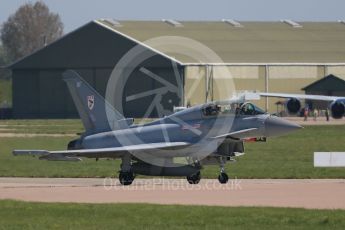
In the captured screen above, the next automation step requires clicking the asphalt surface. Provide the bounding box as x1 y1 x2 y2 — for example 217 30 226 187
1 178 345 209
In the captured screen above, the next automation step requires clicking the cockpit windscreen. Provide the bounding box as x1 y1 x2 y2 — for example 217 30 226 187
239 102 265 115
202 101 266 117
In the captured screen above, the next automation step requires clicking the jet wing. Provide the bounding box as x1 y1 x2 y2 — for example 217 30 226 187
13 142 190 161
211 128 258 139
259 92 342 102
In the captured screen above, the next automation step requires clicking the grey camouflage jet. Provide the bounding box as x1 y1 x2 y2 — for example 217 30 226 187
13 70 302 185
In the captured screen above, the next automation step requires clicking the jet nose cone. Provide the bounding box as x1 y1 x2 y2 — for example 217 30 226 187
265 116 302 137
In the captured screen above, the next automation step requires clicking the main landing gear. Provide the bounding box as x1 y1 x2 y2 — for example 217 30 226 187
186 171 201 184
186 170 229 184
119 155 135 186
119 171 135 186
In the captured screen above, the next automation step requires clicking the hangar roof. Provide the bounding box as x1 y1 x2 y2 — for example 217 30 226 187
96 20 345 64
302 74 345 91
9 20 345 69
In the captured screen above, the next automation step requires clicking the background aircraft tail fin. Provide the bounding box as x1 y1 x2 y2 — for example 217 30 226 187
63 70 128 134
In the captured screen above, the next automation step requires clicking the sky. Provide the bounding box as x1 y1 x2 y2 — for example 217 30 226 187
1 0 345 32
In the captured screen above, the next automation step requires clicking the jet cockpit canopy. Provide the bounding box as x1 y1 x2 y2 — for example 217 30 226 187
202 100 266 117
239 102 266 115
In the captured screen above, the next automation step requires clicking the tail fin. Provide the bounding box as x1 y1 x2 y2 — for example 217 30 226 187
63 70 130 134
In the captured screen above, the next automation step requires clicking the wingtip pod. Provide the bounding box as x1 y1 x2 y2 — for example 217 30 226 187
13 150 49 156
39 154 82 162
12 150 82 161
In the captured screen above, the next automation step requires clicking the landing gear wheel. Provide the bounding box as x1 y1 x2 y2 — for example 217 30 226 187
119 171 135 186
187 171 201 184
218 172 229 184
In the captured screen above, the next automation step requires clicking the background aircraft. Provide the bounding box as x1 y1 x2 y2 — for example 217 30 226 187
259 92 345 119
13 70 301 185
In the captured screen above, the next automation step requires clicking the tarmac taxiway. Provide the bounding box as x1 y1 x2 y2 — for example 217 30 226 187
1 178 345 209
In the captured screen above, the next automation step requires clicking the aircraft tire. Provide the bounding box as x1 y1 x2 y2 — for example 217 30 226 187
218 172 229 184
187 171 201 184
119 171 134 186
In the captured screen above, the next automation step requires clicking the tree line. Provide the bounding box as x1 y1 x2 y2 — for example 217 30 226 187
0 1 63 107
0 1 64 75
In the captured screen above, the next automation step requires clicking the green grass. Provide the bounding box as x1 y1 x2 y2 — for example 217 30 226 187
0 200 344 229
0 119 151 134
227 125 345 179
0 119 81 126
0 119 83 134
0 137 119 178
0 124 345 178
0 79 11 106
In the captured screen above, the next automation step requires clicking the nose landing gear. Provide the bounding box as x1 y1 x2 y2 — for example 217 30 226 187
218 171 229 184
218 158 229 184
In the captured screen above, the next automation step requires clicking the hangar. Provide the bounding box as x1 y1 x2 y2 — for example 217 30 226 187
302 74 345 110
8 19 345 118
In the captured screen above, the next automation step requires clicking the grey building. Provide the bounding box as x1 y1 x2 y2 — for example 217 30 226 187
10 20 184 118
8 19 345 118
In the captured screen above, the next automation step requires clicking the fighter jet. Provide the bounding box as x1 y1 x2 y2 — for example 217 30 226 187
13 70 302 185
